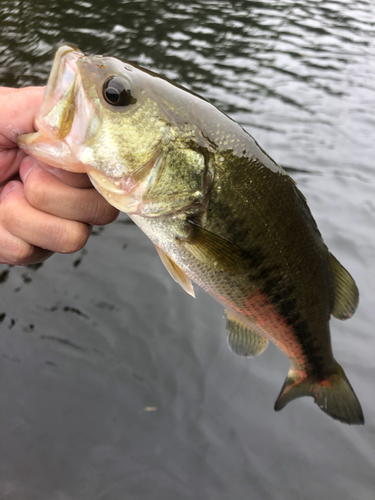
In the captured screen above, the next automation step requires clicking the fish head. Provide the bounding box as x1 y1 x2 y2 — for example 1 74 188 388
19 45 211 215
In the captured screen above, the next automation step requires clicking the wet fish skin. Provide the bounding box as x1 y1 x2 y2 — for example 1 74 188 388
18 45 363 424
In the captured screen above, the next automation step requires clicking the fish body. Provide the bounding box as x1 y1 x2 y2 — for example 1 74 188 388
19 45 363 424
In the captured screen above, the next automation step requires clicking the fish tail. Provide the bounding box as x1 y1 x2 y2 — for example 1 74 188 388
274 362 364 425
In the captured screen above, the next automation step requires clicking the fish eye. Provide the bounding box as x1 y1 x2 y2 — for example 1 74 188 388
103 76 136 106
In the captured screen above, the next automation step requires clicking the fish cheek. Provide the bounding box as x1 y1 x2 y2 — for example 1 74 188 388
141 147 208 216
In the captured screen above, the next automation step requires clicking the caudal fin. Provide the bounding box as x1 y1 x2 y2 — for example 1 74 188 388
274 363 364 425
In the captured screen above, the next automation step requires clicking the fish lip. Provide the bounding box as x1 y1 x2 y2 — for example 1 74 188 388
36 44 84 140
18 44 93 173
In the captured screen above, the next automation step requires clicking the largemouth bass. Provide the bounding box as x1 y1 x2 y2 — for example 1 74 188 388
19 45 364 424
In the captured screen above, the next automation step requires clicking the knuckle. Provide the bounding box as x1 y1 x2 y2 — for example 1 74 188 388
98 204 119 225
1 195 21 230
24 172 47 209
55 221 91 254
12 247 34 264
85 193 119 225
1 233 33 264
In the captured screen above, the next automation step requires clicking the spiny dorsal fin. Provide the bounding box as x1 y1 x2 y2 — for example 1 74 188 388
155 246 195 298
329 252 359 320
183 220 250 274
274 362 364 425
225 310 268 357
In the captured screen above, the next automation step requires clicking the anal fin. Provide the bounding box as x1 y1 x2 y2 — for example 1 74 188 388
225 310 268 357
155 246 195 298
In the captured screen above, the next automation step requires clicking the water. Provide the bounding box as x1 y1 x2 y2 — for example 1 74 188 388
1 1 375 499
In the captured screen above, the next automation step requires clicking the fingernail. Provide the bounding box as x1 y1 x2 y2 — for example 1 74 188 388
0 182 16 202
20 156 37 183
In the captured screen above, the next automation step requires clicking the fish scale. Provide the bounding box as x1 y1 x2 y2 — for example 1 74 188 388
134 152 334 369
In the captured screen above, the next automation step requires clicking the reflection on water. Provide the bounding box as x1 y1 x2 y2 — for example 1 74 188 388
1 1 375 499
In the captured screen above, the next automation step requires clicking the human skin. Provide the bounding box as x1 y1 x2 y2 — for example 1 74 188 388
0 86 119 265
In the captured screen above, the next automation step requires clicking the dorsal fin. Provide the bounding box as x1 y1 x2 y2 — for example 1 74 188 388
155 246 195 298
225 310 268 357
329 252 359 320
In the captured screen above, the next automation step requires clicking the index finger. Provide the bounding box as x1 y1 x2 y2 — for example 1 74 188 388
29 160 94 189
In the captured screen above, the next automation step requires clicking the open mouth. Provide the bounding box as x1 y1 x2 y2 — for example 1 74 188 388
18 45 92 172
37 44 84 140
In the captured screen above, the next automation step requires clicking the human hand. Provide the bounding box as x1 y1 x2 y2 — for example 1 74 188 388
0 86 119 265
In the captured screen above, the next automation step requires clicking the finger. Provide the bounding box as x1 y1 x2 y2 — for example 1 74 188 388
0 87 45 146
20 157 119 225
37 160 94 188
0 148 27 184
0 86 45 182
0 223 54 265
0 180 92 254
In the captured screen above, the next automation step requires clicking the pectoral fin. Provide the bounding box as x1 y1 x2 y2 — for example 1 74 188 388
329 252 359 320
183 220 250 274
225 310 268 357
155 246 195 298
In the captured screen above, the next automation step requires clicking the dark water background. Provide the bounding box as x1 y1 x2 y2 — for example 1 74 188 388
1 1 375 499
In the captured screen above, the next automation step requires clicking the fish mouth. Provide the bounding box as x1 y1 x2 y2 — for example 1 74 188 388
18 44 91 172
39 44 84 138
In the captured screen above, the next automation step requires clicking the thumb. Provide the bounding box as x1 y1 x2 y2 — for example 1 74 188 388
0 86 45 147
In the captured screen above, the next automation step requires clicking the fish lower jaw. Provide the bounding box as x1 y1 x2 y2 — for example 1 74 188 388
87 169 147 214
17 132 87 173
